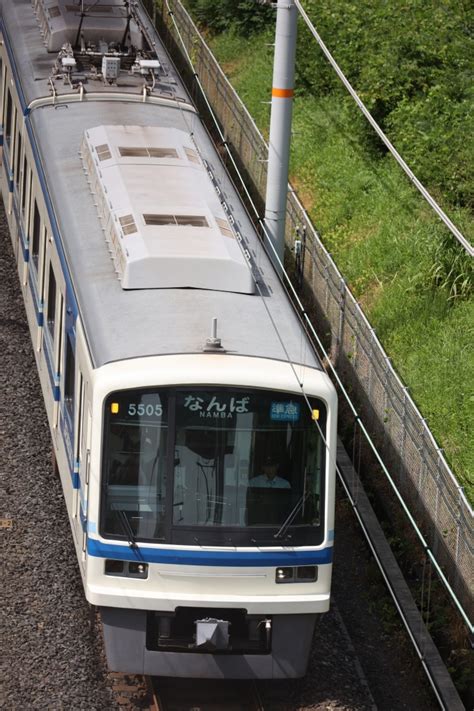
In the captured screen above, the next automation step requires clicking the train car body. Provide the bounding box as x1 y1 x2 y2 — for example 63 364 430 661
0 0 337 678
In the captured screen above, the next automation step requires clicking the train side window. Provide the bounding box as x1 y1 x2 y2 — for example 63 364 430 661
31 201 41 270
14 129 22 190
64 336 75 407
81 385 90 460
5 90 12 144
38 226 48 301
5 91 16 161
75 373 84 463
46 263 57 338
0 59 3 118
1 68 7 132
21 156 28 214
57 293 64 368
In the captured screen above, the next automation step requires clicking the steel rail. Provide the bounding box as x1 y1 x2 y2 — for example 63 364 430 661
336 448 464 710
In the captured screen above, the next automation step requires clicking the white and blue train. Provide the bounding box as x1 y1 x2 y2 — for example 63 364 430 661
0 0 337 678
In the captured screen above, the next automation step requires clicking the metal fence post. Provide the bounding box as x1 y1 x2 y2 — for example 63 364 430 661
399 386 408 484
455 486 464 569
383 356 391 447
433 452 443 557
418 421 428 516
335 276 346 366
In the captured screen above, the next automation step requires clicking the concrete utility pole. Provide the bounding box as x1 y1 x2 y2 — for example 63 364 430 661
264 0 298 269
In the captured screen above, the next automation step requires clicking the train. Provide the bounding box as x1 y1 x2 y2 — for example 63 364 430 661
0 0 337 679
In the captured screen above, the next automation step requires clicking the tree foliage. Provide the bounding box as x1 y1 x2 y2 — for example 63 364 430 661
186 0 473 210
185 0 273 36
295 0 474 209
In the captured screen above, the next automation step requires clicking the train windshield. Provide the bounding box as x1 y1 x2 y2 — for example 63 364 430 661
101 387 327 545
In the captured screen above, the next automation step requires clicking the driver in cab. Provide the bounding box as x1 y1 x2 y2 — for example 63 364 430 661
249 456 290 489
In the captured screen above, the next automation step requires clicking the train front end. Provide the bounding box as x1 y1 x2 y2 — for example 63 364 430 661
84 355 337 678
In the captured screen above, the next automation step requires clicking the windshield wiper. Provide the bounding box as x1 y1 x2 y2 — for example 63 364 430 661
114 509 138 549
273 493 309 540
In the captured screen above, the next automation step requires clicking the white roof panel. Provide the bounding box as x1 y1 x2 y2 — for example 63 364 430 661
82 125 254 294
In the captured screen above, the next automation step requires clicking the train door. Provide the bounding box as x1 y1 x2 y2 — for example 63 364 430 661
1 82 19 262
71 372 84 548
77 402 92 574
70 360 92 572
60 326 76 495
60 284 76 456
24 198 45 347
43 253 63 428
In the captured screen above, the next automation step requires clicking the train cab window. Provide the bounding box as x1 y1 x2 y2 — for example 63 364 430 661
101 391 169 542
46 264 57 339
31 202 41 269
100 388 326 546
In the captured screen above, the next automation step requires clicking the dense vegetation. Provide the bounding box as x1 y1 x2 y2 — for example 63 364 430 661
185 0 274 35
185 0 473 498
296 0 474 210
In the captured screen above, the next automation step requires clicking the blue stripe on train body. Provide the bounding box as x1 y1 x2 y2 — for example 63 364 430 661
87 538 333 567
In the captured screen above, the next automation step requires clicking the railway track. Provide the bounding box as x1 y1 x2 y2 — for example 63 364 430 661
150 678 264 711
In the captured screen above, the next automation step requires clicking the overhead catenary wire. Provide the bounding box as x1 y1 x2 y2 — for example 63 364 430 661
294 0 473 258
163 0 473 635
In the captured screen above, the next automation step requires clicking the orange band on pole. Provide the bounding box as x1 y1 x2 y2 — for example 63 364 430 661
272 87 294 98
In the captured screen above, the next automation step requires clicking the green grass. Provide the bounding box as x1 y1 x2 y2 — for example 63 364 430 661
209 31 474 499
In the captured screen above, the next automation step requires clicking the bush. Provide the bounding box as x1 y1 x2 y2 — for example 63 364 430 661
387 86 474 209
185 0 274 36
295 0 474 209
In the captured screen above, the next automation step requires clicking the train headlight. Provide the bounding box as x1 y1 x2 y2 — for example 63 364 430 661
104 559 148 579
129 562 148 578
276 567 294 582
275 566 318 583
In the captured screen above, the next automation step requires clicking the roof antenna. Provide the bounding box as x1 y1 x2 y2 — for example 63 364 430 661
203 317 225 353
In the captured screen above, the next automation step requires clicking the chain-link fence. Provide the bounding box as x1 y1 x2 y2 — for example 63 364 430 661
152 0 473 622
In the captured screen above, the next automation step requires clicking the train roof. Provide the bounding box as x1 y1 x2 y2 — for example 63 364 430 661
1 0 322 373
